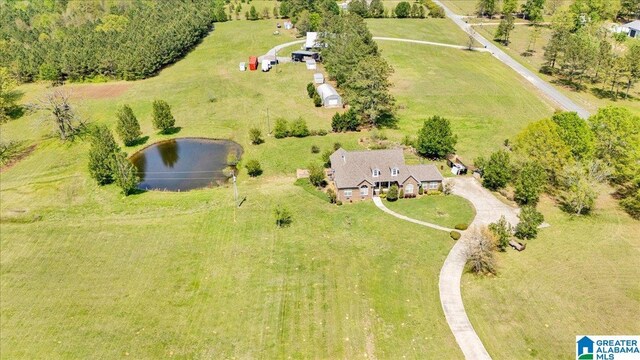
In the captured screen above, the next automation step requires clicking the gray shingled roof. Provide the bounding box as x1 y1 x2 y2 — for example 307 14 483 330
330 148 443 188
625 20 640 30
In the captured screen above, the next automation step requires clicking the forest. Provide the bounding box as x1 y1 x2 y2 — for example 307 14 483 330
0 0 225 82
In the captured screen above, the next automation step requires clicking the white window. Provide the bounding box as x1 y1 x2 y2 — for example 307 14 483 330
391 167 399 176
405 184 414 194
429 182 439 189
344 190 352 197
372 169 380 177
360 185 368 196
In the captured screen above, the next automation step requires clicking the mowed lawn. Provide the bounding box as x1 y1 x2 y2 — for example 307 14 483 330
374 41 554 158
384 195 475 228
463 193 640 359
0 20 474 358
367 18 472 45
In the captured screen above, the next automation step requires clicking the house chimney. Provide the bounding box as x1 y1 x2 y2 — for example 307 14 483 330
342 155 346 163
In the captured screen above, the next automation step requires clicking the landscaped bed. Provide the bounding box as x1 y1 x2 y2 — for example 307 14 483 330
384 194 475 229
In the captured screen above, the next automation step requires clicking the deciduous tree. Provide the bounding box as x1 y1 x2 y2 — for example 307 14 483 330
415 116 457 159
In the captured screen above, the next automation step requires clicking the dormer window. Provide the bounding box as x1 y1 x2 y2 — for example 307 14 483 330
391 167 399 176
372 168 380 177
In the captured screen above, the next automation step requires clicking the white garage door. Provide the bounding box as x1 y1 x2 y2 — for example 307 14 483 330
328 99 338 106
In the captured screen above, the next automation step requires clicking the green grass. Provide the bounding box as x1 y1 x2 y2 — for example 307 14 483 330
376 41 554 158
473 24 640 116
367 18 473 45
462 193 640 359
1 17 636 359
384 195 475 228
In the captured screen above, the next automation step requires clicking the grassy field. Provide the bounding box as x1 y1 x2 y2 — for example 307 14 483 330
1 17 637 359
375 40 554 158
384 195 475 228
441 0 573 17
463 192 640 359
473 24 640 115
367 18 473 45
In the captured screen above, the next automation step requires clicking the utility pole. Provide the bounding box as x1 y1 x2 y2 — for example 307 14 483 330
266 107 271 135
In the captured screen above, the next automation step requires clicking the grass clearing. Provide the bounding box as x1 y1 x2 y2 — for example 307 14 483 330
384 195 476 228
367 18 473 45
463 192 640 359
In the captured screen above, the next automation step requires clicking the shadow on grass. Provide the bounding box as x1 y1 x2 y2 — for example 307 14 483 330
127 188 148 196
128 136 150 147
161 127 182 135
591 87 637 102
551 78 587 92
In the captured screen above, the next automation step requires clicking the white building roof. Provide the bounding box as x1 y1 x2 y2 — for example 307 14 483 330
305 32 318 49
317 84 339 99
624 20 640 30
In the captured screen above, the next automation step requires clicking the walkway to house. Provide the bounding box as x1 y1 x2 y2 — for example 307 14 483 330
372 37 488 52
372 196 455 232
373 177 520 360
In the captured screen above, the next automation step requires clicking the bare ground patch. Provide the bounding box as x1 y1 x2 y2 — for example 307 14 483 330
1 144 36 173
69 82 131 100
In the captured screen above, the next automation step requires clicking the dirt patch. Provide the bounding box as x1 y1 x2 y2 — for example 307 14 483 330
69 82 131 100
1 144 36 173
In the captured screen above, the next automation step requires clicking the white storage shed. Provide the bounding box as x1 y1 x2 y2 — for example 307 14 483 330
317 84 342 108
313 73 324 84
306 59 317 70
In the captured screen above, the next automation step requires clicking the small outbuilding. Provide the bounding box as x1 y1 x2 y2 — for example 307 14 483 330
317 84 342 108
239 62 246 71
306 59 317 70
313 73 324 84
284 21 293 30
305 32 319 50
248 56 258 71
624 20 640 38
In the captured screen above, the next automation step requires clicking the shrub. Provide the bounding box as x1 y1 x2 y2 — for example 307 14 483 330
327 188 337 203
273 118 289 138
249 127 263 145
274 205 292 227
115 104 142 146
316 129 328 136
88 125 120 185
245 159 262 177
399 189 404 198
226 152 239 166
514 205 544 239
443 182 453 195
332 110 360 132
482 150 511 190
387 184 399 201
313 93 322 107
450 231 461 240
152 100 176 134
308 162 326 187
111 151 140 196
311 145 320 153
418 186 424 195
394 1 411 17
321 149 332 168
455 223 468 230
333 142 342 150
306 82 315 98
336 200 343 206
290 118 310 137
488 215 512 252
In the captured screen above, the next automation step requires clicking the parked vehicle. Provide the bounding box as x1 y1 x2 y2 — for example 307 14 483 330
261 59 272 72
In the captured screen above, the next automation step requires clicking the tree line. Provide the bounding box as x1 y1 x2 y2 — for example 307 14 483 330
543 11 640 98
0 0 222 83
475 107 640 220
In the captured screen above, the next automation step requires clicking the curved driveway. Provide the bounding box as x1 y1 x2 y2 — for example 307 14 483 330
441 177 519 360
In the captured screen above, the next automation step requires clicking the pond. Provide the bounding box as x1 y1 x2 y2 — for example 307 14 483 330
130 138 243 191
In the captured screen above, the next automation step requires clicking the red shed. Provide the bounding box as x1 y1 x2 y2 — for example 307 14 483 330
248 56 258 71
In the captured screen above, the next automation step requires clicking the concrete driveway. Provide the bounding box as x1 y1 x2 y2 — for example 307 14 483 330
439 177 520 360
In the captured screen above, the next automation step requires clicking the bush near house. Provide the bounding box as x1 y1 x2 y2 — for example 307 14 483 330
450 231 461 240
455 223 468 230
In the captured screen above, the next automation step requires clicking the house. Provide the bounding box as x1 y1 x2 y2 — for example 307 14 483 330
329 148 444 202
624 20 640 38
317 84 342 108
313 73 325 84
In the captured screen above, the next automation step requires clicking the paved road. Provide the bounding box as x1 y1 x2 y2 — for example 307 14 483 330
440 177 520 360
372 196 455 232
433 0 591 119
372 37 488 51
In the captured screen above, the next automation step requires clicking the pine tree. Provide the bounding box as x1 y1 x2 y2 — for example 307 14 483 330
88 125 120 185
152 100 176 134
115 104 142 146
111 151 140 196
